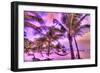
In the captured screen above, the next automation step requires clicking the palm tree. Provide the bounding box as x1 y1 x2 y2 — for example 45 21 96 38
53 13 90 59
73 24 90 59
34 26 65 60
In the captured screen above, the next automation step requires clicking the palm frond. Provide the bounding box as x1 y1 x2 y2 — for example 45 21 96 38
24 21 46 36
77 14 89 24
61 13 68 25
24 21 38 29
24 12 45 24
79 24 90 29
75 24 90 36
53 18 68 31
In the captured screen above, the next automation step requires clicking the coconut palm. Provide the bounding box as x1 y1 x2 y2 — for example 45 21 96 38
53 13 90 59
34 26 65 60
46 27 64 56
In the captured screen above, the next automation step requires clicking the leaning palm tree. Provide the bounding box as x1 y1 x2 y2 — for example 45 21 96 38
34 26 65 60
53 13 90 59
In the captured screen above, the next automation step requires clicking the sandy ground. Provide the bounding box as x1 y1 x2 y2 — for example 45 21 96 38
24 49 90 62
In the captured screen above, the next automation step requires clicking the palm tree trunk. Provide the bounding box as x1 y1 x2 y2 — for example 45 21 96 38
68 34 75 59
47 46 50 56
74 37 80 59
47 41 50 57
46 44 52 60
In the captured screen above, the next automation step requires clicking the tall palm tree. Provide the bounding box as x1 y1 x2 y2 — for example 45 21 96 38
73 24 90 59
53 13 90 59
